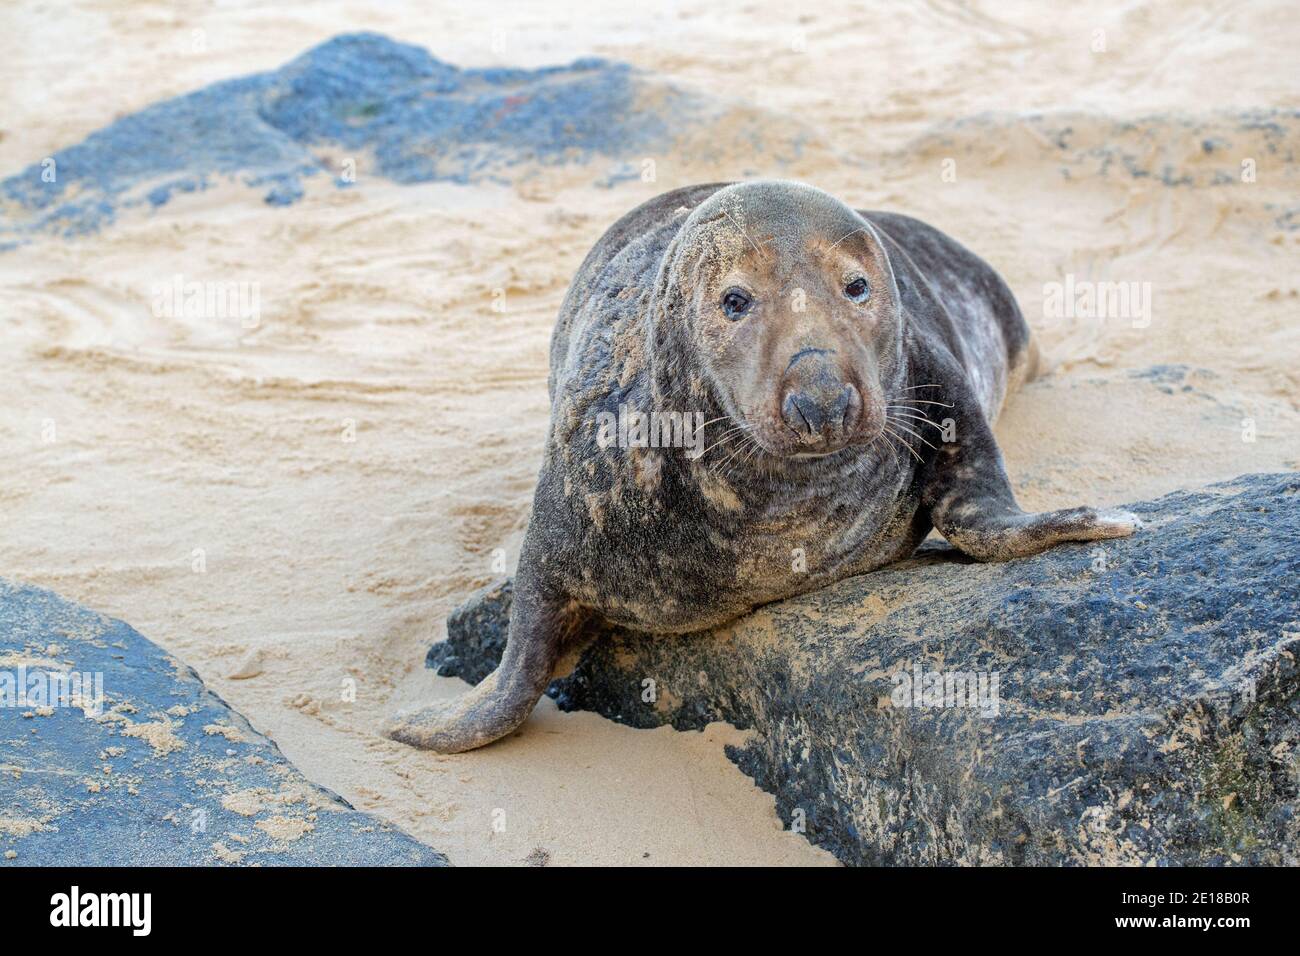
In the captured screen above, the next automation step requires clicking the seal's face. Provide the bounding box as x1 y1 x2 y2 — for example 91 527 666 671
668 181 904 459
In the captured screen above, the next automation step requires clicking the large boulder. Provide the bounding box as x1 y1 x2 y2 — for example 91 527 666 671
0 580 448 866
430 473 1300 865
0 32 813 243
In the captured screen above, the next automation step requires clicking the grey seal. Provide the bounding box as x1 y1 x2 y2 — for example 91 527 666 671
385 180 1138 752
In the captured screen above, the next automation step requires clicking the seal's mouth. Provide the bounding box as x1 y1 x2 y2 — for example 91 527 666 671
745 422 875 461
789 450 837 459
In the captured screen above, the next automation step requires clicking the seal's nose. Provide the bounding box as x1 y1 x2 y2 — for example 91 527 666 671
780 379 861 445
779 347 863 447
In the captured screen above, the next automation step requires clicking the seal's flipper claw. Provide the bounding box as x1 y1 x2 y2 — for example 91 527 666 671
382 701 456 751
1022 506 1141 548
1084 508 1142 537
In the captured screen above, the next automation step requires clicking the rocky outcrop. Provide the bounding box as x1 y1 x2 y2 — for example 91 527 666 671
0 580 447 866
430 473 1300 865
0 32 813 243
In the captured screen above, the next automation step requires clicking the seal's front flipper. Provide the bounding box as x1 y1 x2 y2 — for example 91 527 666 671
932 498 1140 562
384 577 579 754
919 390 1139 562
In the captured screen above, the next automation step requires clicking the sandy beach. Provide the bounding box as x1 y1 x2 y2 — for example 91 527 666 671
1 0 1297 865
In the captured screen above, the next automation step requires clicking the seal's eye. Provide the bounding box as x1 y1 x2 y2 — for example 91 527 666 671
721 287 753 320
844 277 870 302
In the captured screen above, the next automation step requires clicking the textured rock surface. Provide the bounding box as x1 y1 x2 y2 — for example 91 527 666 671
0 579 447 866
430 473 1300 865
0 32 808 243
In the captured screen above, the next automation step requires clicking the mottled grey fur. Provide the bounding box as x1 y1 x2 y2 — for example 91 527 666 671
386 181 1137 753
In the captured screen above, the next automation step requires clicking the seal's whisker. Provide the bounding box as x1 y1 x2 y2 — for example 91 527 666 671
723 210 768 261
733 437 759 476
706 420 758 453
876 429 902 462
693 425 749 460
882 424 922 462
898 384 943 391
711 435 754 474
888 399 955 408
700 426 747 449
888 420 937 450
884 429 920 462
888 410 944 430
866 431 902 472
713 432 762 477
885 405 938 417
828 227 866 252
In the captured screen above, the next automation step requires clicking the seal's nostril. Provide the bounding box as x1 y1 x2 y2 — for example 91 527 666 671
783 387 856 441
840 384 863 432
783 392 820 435
828 387 851 427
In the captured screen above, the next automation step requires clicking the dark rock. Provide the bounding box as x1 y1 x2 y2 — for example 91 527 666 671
432 473 1300 865
0 32 810 244
429 577 513 686
0 579 448 866
0 34 678 239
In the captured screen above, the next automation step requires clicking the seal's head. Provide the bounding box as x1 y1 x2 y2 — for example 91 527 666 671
654 180 905 459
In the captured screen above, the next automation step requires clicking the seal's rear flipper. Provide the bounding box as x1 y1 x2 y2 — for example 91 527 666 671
1021 337 1042 385
384 579 579 753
